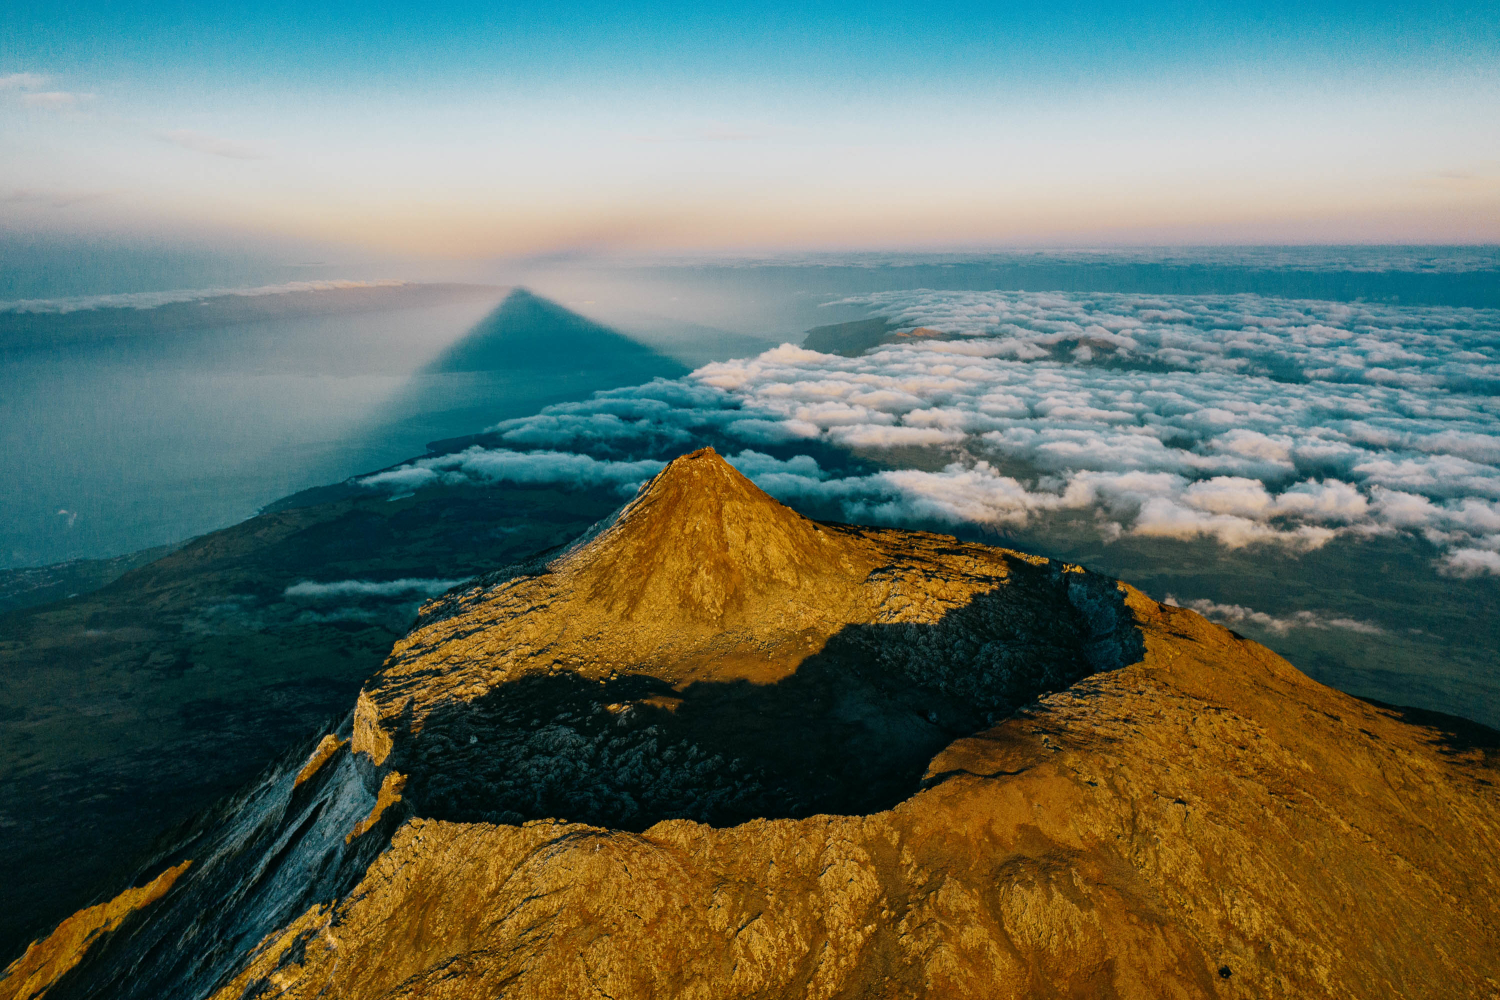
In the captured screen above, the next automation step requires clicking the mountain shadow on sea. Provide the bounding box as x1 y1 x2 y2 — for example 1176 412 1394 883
425 287 683 375
269 288 689 512
378 287 688 453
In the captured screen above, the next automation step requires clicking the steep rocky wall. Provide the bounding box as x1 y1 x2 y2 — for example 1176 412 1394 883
0 862 191 1000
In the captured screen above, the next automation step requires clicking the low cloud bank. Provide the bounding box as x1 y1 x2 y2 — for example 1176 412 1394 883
358 290 1500 575
1164 596 1384 635
838 290 1500 394
359 450 667 495
284 578 466 600
1438 546 1500 578
637 247 1500 274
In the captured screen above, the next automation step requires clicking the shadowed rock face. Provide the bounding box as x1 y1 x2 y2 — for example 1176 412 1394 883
7 448 1500 1000
395 579 1127 830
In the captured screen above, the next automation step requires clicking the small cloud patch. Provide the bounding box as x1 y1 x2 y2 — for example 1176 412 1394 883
284 578 467 600
1165 595 1384 635
159 129 266 160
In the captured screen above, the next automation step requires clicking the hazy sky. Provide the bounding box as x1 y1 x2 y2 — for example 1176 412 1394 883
2 0 1497 259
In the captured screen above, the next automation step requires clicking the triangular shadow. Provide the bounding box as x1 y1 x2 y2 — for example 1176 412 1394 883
423 288 684 375
341 289 690 466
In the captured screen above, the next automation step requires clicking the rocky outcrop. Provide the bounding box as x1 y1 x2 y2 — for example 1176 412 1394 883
294 735 346 787
346 772 407 844
9 448 1499 999
0 862 191 1000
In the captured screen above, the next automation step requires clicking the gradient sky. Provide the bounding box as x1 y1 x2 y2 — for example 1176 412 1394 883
2 0 1498 259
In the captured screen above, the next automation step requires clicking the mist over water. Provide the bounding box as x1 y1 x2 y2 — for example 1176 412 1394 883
1 294 465 565
0 286 703 567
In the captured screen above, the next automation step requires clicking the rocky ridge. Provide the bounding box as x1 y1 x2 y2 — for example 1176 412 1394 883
4 448 1498 999
219 607 1500 999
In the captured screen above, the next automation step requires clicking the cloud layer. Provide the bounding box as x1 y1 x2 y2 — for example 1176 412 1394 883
359 450 668 495
0 71 92 111
1162 596 1384 635
283 578 466 600
0 73 48 90
360 290 1500 575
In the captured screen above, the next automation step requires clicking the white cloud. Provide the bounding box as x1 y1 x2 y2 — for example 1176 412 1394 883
827 424 964 448
1133 496 1336 550
284 578 467 600
1164 596 1385 635
833 289 1500 396
0 73 46 90
360 288 1500 573
359 448 666 494
1272 479 1369 522
1438 548 1500 578
724 450 828 479
160 129 266 161
20 91 93 109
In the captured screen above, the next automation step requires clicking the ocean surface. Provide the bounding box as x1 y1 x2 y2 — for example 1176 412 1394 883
0 284 714 568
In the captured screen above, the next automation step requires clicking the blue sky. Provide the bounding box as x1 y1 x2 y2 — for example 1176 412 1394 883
2 0 1497 259
11 0 1493 82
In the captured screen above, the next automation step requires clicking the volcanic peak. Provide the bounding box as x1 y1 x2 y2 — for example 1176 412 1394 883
557 447 872 623
347 446 1145 829
359 443 1090 753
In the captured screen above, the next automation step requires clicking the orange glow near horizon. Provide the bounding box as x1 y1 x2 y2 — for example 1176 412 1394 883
3 65 1497 259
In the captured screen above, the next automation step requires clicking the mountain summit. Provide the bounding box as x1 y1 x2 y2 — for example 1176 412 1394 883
562 447 870 623
6 448 1499 1000
352 445 1136 773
